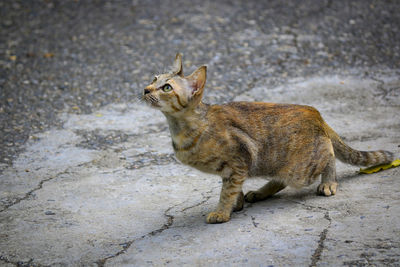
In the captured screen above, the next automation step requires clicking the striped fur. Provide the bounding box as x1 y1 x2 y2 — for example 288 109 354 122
143 54 395 224
325 125 394 166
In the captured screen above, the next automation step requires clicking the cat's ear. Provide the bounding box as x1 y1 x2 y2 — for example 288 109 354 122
186 66 207 97
172 53 183 77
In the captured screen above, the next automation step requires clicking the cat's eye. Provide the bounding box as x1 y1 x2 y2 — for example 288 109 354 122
162 84 173 92
152 76 157 83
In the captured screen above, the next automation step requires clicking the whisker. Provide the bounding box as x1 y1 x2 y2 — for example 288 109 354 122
135 97 144 104
149 95 158 104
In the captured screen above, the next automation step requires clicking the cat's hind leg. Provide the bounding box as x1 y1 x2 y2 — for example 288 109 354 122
317 154 337 196
244 180 286 203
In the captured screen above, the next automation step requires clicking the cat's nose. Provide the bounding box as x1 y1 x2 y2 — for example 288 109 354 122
144 88 151 95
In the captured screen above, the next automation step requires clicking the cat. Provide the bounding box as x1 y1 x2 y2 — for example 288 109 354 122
142 54 394 224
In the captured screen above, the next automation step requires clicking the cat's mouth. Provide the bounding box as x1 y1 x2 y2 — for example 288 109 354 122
144 95 161 108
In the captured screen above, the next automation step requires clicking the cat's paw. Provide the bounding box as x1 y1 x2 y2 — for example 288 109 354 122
317 182 338 196
206 211 230 224
244 190 262 203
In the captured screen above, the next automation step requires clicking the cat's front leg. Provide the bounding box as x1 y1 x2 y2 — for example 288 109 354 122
206 173 245 224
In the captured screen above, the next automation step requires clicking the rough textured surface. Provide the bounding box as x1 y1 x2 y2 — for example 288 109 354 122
1 0 400 266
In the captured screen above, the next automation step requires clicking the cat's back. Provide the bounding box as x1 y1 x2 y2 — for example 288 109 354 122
207 101 324 131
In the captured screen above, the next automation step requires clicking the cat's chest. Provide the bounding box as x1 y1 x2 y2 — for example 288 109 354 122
174 148 220 174
172 139 200 164
170 129 203 163
171 135 223 174
174 149 194 164
167 120 220 172
173 149 206 176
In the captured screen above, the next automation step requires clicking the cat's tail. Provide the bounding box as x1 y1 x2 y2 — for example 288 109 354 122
325 125 394 166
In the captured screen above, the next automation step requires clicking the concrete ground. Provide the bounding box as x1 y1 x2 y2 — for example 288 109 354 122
1 1 400 266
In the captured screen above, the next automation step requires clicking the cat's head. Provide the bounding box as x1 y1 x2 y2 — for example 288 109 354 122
143 54 206 115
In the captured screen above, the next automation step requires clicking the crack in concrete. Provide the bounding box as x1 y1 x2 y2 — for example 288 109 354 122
309 211 332 267
251 216 259 228
282 198 328 212
369 76 399 103
180 194 212 213
279 198 332 267
180 188 216 212
95 187 219 266
0 256 17 267
95 205 176 267
0 169 72 213
371 76 386 96
0 158 97 213
0 255 46 267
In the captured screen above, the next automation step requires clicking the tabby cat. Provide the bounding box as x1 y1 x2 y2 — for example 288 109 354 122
143 54 394 224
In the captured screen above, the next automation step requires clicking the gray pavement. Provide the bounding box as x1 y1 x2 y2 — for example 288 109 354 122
1 0 400 266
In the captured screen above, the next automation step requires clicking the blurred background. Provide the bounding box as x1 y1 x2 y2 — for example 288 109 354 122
1 0 399 168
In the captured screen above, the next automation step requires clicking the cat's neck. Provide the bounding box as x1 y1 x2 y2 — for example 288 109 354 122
164 102 209 136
